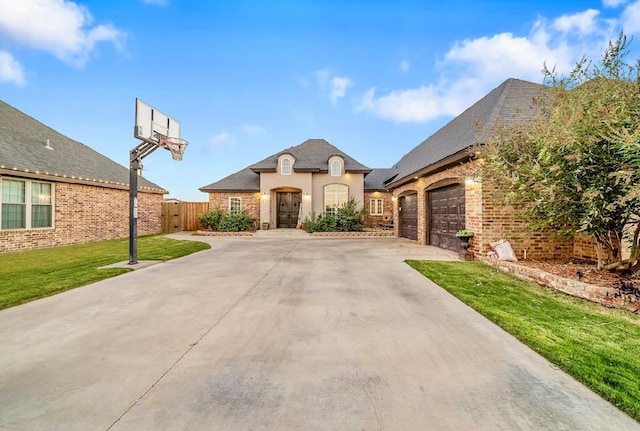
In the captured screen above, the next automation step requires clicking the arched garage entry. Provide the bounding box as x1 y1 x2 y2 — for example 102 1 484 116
399 193 418 240
428 183 465 252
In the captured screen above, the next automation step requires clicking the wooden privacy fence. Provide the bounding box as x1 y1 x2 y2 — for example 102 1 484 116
161 201 209 233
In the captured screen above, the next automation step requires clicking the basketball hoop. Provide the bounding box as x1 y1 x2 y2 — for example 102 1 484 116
158 136 188 161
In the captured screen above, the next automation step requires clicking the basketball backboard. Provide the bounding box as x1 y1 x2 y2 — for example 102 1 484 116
134 98 181 144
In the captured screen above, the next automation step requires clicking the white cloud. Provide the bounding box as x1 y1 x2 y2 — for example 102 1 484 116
314 68 353 104
0 0 125 67
553 9 600 34
242 124 265 136
358 7 625 123
603 0 628 7
0 51 26 86
141 0 169 6
400 60 410 72
621 1 640 33
330 76 352 104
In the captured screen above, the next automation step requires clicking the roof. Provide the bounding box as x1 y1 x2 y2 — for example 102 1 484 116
200 138 371 192
249 138 371 174
0 100 165 193
199 167 260 192
385 78 544 188
364 168 394 191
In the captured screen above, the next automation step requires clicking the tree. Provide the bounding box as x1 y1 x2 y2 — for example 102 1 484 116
482 33 640 272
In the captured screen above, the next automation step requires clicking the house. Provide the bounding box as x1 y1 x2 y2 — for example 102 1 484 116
200 139 389 228
382 78 573 259
0 100 166 252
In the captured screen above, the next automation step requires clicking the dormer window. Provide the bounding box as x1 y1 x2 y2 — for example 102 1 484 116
281 157 292 175
330 159 342 176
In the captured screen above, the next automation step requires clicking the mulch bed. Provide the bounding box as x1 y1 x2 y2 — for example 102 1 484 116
518 259 639 290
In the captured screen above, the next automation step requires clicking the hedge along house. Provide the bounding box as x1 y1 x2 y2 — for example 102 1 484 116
200 139 386 228
383 78 573 260
0 100 166 253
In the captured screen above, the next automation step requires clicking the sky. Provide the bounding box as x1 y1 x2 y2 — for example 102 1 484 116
1 0 640 201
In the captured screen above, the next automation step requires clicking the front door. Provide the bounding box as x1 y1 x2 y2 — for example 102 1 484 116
277 192 301 228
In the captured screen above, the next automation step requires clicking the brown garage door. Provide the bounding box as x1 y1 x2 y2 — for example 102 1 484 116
429 184 465 252
400 193 418 240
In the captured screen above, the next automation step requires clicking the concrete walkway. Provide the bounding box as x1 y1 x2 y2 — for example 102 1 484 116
0 233 637 430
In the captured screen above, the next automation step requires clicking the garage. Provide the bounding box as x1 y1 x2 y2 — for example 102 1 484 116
429 184 465 252
400 193 418 240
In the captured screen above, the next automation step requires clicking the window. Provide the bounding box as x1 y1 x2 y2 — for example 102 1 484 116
1 178 53 230
281 157 292 175
229 197 242 214
324 184 348 215
330 159 342 176
370 198 383 216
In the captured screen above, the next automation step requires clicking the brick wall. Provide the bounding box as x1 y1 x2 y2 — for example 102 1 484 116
364 191 393 228
0 182 163 253
390 163 573 260
479 180 573 260
207 192 260 222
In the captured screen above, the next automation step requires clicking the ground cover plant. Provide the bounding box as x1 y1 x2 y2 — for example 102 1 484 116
407 260 640 422
0 235 210 310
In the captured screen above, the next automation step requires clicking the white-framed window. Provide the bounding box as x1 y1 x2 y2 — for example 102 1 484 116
229 197 242 214
370 198 383 216
324 184 348 215
281 157 292 175
1 178 53 230
330 159 342 176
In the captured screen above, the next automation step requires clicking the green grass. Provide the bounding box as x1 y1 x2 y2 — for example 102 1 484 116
0 235 210 310
407 260 640 422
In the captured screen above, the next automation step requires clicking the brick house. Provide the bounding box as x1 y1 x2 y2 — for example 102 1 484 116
382 78 574 260
200 139 392 229
0 100 166 253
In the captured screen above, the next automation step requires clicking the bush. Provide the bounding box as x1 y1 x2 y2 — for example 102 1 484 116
218 211 254 232
302 197 364 233
199 208 225 230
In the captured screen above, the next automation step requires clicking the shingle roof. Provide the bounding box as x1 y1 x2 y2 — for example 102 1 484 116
364 168 394 191
385 78 543 188
199 167 260 192
0 100 165 193
200 138 371 192
249 138 370 173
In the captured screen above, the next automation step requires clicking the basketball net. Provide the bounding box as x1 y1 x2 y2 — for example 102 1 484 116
158 136 188 161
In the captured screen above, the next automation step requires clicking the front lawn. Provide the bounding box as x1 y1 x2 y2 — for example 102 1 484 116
0 235 210 310
407 260 640 422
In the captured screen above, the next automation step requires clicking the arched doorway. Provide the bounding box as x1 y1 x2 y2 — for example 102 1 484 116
400 193 418 240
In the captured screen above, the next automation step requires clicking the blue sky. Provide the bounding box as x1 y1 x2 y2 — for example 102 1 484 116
1 0 639 201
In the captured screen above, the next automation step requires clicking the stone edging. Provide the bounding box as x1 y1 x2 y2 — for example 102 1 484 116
310 231 395 237
194 230 253 236
482 258 639 314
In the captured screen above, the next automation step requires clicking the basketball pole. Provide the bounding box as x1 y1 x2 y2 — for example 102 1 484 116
129 141 159 265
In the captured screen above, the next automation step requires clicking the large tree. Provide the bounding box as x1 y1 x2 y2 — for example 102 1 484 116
482 33 640 272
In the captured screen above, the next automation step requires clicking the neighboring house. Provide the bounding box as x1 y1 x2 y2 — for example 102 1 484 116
382 78 573 259
0 100 166 252
200 139 381 228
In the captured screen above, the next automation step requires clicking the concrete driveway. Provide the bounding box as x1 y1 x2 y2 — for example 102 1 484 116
0 232 637 431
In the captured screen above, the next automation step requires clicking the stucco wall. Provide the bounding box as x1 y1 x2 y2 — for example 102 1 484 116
0 181 163 253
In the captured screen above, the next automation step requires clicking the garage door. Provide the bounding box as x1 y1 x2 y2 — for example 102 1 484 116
429 184 465 252
400 193 418 240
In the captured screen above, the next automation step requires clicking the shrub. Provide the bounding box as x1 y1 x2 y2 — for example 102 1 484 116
199 208 225 231
302 197 364 232
335 197 364 232
218 210 253 232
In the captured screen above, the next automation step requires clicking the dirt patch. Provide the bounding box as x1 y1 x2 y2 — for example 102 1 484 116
517 259 639 289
